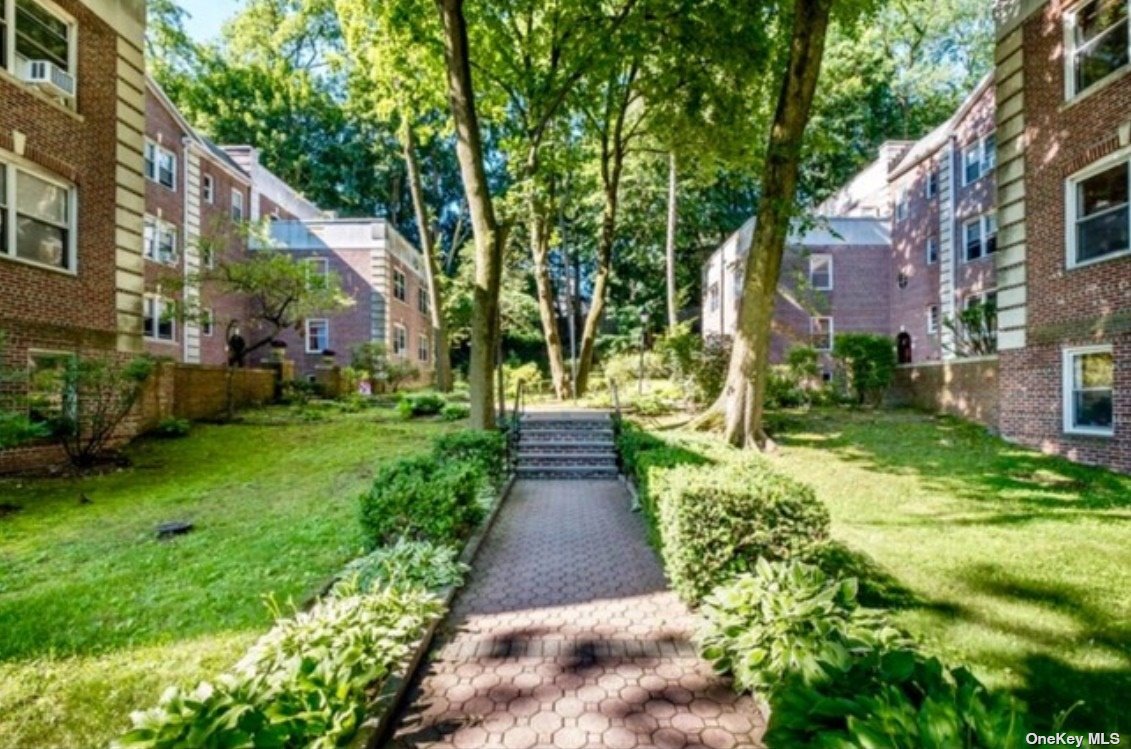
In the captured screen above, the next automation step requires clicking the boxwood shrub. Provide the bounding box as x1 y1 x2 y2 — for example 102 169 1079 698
360 456 486 547
653 459 830 603
432 429 507 487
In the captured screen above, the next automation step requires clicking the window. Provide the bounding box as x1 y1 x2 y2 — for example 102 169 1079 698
393 269 406 301
393 324 407 357
27 351 74 425
926 170 940 199
963 213 998 261
202 174 215 204
708 282 719 312
1 159 76 272
4 0 76 102
143 217 177 264
808 254 833 290
201 308 214 337
418 334 430 362
928 305 941 334
1068 157 1130 266
962 133 996 185
231 189 244 221
144 141 177 190
305 319 329 353
202 244 215 269
305 257 329 287
418 287 430 314
810 317 834 351
1067 0 1129 98
965 289 998 311
143 295 175 342
1064 346 1115 435
895 188 909 221
926 237 939 265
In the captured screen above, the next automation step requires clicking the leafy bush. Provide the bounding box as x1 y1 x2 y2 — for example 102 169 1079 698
432 429 507 487
699 559 900 695
151 418 191 439
279 378 319 406
766 366 808 408
359 456 486 547
115 586 441 749
52 355 155 468
337 539 467 594
504 361 543 398
604 351 667 387
397 391 447 418
833 333 896 406
652 459 829 603
656 322 700 382
441 402 470 421
0 412 49 449
692 334 732 403
766 647 1030 748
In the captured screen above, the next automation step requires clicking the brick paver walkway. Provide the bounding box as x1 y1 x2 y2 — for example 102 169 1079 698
388 479 764 749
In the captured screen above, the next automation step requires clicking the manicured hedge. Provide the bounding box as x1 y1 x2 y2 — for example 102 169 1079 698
432 429 507 487
360 456 486 547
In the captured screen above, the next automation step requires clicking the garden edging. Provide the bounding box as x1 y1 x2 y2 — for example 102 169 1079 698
349 473 518 749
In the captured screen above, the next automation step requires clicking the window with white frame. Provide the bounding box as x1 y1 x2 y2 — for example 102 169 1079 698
1063 345 1115 435
1068 156 1130 266
393 324 407 357
202 174 215 204
808 254 833 290
926 236 939 265
963 133 996 185
708 282 719 312
26 350 74 424
926 169 940 199
418 334 430 362
201 308 214 337
4 0 77 104
143 216 177 264
1066 0 1129 98
305 319 329 353
143 295 175 342
963 213 998 261
393 269 406 301
144 140 177 190
230 189 244 221
305 256 329 287
928 305 940 334
0 159 76 272
810 317 834 351
418 287 430 314
896 188 909 221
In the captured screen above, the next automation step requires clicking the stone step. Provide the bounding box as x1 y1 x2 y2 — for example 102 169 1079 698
520 418 612 430
519 428 615 440
518 438 615 450
517 454 618 467
515 465 620 480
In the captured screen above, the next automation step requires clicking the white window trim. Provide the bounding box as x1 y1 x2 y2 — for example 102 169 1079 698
418 333 430 362
895 188 909 222
1064 0 1131 101
1065 147 1131 269
305 318 329 353
0 155 78 275
1062 344 1116 436
925 169 940 199
928 305 940 335
230 189 245 221
143 215 178 265
3 0 79 104
143 294 176 343
393 323 408 357
926 237 939 265
808 253 833 290
306 256 329 278
962 212 998 263
810 316 834 352
962 133 997 187
144 139 178 190
202 174 215 204
393 269 407 301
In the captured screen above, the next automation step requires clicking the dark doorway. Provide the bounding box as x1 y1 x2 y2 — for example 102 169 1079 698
897 332 913 365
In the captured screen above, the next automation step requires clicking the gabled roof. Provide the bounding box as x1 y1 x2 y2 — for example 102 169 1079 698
145 75 251 185
887 73 994 181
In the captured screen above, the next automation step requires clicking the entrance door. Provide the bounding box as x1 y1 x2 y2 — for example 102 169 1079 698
897 332 913 364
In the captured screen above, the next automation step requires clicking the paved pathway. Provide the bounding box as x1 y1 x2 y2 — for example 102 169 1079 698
387 480 764 749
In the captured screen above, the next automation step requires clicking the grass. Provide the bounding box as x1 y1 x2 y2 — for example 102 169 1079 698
0 405 453 749
765 408 1131 734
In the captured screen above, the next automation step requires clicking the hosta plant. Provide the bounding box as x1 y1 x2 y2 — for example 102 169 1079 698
336 539 468 594
698 558 901 696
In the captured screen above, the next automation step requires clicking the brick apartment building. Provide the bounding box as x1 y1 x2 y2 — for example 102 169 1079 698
993 0 1131 471
0 0 147 435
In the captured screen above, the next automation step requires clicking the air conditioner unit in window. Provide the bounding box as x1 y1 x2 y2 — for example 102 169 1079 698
21 60 76 100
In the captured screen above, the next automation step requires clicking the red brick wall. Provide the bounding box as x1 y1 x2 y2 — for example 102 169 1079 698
387 253 435 376
998 4 1131 470
890 154 943 362
198 158 252 366
889 357 1000 427
951 85 998 307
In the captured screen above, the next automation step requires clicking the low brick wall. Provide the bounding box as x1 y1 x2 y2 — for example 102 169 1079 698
888 356 1000 429
169 365 277 421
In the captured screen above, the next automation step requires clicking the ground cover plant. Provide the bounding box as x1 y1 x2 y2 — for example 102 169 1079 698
0 406 453 749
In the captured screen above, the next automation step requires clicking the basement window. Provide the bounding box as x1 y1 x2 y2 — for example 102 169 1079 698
1064 345 1115 436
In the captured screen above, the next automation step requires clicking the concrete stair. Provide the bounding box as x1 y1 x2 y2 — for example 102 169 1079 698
515 412 619 480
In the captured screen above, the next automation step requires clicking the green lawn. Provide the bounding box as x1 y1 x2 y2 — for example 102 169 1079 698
0 406 452 749
766 408 1131 734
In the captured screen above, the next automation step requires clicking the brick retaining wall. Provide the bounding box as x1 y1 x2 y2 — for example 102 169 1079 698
888 356 1000 428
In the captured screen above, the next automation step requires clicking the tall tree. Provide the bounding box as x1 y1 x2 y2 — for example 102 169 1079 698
336 0 454 390
704 0 837 448
435 0 508 429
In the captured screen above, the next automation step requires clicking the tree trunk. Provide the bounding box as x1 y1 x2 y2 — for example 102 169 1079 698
437 0 506 429
529 187 571 399
575 184 618 395
402 124 453 392
715 0 834 448
665 151 678 333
